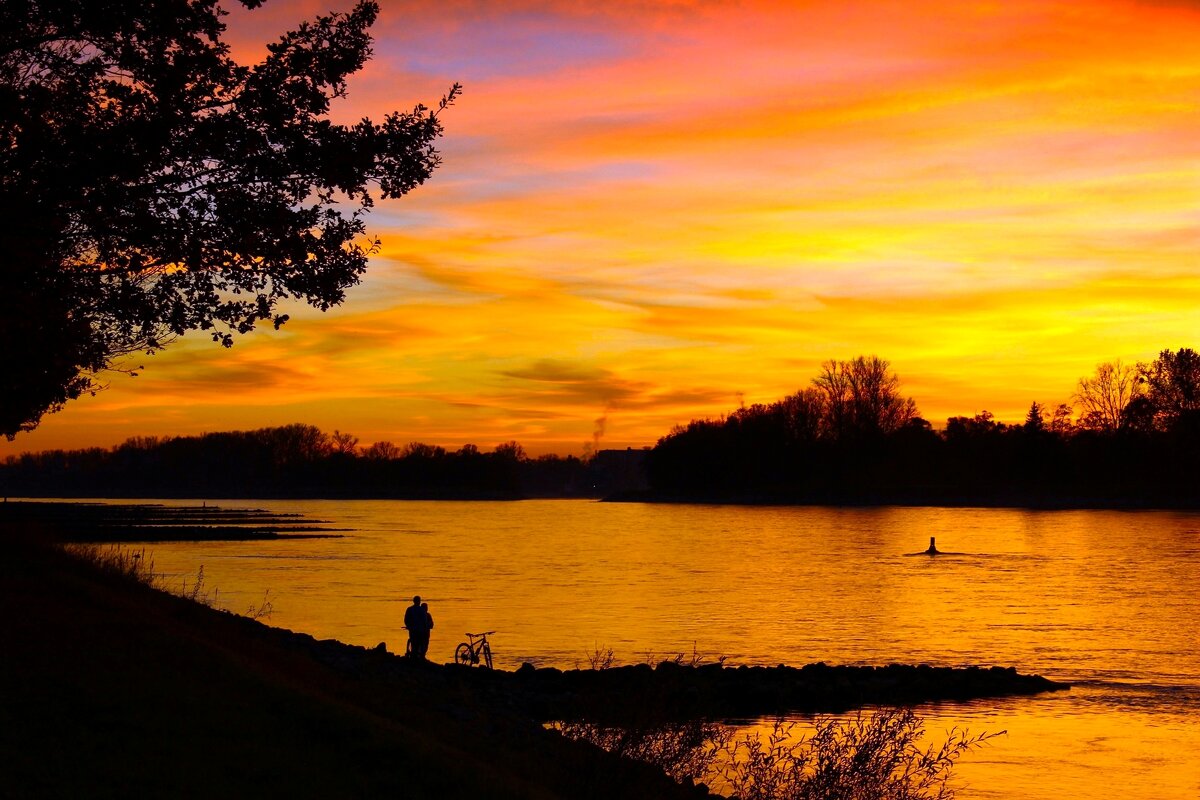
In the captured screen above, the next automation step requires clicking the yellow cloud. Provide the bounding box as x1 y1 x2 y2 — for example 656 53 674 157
6 0 1200 458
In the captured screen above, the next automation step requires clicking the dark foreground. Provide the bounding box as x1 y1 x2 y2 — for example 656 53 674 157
0 538 702 799
2 537 1067 798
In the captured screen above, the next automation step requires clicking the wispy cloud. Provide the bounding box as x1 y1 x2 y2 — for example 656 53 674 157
6 0 1200 456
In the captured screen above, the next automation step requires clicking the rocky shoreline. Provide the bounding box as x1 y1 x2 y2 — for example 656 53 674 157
247 618 1068 724
504 660 1067 722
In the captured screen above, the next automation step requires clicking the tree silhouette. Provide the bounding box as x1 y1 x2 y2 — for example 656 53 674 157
363 440 402 460
0 425 598 499
330 430 360 455
1023 401 1046 433
1048 403 1075 435
0 0 459 437
7 347 1200 506
1074 360 1141 431
1141 348 1200 432
813 356 917 441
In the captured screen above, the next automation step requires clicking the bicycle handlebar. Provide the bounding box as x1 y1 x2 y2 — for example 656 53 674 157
465 630 496 637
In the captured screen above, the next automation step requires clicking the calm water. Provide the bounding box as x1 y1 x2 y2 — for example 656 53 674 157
106 500 1199 798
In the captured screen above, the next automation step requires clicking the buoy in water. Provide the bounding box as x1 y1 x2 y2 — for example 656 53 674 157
925 536 940 555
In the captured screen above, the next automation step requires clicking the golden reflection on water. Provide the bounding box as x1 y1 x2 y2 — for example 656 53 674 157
132 500 1198 799
733 687 1198 800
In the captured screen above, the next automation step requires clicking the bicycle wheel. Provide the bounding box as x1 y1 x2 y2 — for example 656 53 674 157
482 641 493 670
455 643 473 666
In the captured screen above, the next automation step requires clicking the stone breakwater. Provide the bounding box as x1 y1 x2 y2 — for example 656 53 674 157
260 621 1067 719
227 617 1067 725
0 500 345 541
492 660 1068 722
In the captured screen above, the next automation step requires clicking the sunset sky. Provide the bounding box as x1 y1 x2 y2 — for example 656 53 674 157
5 0 1199 458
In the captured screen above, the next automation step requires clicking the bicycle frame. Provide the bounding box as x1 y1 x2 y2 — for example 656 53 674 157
454 631 494 669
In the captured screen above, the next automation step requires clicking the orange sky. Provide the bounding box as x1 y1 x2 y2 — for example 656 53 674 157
5 0 1199 458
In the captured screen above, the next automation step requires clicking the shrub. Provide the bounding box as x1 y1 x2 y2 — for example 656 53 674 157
560 704 1000 799
554 717 729 785
719 708 1002 800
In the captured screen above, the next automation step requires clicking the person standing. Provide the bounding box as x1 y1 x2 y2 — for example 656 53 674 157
404 595 429 660
419 601 433 659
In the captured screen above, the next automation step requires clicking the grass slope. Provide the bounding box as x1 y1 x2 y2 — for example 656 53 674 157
0 538 707 799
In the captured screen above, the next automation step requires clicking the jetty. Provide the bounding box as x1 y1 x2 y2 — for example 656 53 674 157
0 500 345 541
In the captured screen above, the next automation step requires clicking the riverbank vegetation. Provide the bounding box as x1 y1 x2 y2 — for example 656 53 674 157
549 646 1012 800
645 348 1200 506
4 348 1197 507
559 709 1001 800
0 425 596 499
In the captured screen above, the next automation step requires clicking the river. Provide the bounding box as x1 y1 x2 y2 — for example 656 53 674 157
109 499 1199 798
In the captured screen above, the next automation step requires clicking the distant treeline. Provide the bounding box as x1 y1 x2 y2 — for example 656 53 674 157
0 425 611 499
4 349 1199 507
644 350 1200 507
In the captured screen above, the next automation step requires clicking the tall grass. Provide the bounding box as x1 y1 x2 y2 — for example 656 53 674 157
63 544 158 587
180 564 219 607
62 544 271 619
635 643 728 668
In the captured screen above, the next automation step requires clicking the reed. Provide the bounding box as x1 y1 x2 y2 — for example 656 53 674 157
63 543 272 620
62 543 158 587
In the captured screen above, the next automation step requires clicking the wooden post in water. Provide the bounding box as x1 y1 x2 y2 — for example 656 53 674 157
926 536 939 555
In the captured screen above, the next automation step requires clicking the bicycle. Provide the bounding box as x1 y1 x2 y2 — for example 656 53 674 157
455 631 495 669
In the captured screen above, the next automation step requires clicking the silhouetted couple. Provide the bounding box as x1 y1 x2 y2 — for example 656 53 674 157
405 595 434 661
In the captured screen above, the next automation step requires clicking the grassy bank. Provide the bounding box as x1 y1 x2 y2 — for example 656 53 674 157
0 535 707 799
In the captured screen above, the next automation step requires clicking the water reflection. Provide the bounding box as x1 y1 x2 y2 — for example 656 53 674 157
127 499 1198 799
